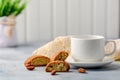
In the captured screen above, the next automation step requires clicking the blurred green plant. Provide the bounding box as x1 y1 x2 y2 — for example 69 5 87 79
0 0 29 17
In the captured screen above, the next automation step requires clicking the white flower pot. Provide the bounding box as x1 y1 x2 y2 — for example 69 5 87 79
0 17 17 47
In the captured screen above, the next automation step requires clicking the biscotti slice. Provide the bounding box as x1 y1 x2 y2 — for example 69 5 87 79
45 61 70 72
24 55 50 67
51 51 69 61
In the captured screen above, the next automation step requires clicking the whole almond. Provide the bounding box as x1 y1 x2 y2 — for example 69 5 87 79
26 66 35 70
78 68 86 73
51 70 56 75
25 63 31 67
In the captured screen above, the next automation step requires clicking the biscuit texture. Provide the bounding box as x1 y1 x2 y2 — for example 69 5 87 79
24 55 50 67
45 61 70 72
51 51 69 61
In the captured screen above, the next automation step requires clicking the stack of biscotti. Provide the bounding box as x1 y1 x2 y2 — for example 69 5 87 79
32 36 71 58
45 51 70 72
24 51 70 72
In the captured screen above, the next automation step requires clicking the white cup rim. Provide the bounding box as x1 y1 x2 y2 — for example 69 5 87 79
71 35 104 40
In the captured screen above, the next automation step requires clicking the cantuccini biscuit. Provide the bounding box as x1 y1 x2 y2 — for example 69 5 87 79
45 61 70 72
51 51 69 61
24 55 50 67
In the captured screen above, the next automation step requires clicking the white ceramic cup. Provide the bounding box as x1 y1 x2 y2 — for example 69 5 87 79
71 35 116 62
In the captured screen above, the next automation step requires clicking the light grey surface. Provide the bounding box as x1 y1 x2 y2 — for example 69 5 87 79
0 42 120 80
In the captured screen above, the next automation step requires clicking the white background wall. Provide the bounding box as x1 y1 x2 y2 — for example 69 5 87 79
16 0 119 44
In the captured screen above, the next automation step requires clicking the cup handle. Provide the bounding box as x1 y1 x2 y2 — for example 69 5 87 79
105 41 116 56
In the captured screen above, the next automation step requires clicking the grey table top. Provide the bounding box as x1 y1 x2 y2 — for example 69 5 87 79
0 42 120 80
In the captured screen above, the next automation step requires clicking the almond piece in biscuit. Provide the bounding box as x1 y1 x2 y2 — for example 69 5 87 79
51 51 69 61
24 55 50 67
45 61 70 72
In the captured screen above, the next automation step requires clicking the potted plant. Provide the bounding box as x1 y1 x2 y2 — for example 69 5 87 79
0 0 29 47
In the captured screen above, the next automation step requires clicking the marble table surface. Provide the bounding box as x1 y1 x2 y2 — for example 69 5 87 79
0 42 120 80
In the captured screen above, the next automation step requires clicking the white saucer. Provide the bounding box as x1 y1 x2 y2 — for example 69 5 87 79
66 56 114 68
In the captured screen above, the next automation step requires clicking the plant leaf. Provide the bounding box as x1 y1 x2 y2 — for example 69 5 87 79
13 0 30 16
0 0 29 17
0 0 3 17
1 0 9 16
